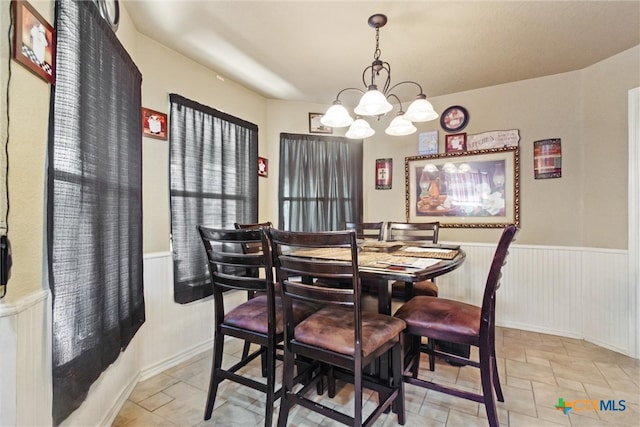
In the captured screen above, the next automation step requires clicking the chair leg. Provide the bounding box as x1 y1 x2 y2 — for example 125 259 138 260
492 354 504 402
393 341 406 425
479 348 500 427
428 338 436 371
204 331 225 420
264 340 276 427
241 340 251 360
277 344 295 427
327 365 336 398
354 363 363 427
410 335 421 378
260 345 268 377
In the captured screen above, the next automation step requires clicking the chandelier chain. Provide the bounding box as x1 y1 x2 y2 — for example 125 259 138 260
374 27 381 62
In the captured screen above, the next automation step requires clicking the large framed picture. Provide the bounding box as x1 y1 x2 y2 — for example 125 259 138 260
11 0 56 84
405 147 519 228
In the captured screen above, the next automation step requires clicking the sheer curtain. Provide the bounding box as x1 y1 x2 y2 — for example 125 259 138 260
169 94 258 304
279 133 363 231
48 1 144 424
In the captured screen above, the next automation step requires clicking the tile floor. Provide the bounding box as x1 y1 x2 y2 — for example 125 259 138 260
113 327 640 426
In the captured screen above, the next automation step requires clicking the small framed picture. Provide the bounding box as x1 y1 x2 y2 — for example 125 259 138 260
375 158 392 190
445 133 467 153
418 130 439 155
309 113 333 134
258 156 268 177
11 0 56 84
533 138 562 179
142 107 168 140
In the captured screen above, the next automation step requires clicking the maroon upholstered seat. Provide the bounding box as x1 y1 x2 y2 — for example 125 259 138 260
197 226 317 427
394 224 518 427
269 228 406 427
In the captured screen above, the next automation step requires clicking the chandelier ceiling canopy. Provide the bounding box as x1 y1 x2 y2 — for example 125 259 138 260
321 13 439 139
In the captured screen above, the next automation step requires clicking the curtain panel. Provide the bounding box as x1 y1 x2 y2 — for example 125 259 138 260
48 1 145 424
278 133 363 231
169 94 258 304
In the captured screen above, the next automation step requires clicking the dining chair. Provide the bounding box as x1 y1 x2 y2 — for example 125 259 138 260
268 228 406 427
344 221 385 240
386 221 440 300
196 226 317 427
234 221 273 361
394 224 518 427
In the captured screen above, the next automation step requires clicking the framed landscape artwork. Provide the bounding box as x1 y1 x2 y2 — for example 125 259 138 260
405 147 519 227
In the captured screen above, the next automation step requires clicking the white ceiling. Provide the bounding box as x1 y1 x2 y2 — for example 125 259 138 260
123 1 640 106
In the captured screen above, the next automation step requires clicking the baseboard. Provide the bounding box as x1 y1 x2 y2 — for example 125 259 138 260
138 338 213 381
99 371 140 427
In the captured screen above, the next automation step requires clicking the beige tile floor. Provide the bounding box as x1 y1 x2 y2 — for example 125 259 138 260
113 327 640 427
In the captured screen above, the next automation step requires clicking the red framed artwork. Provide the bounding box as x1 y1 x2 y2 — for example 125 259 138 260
11 0 56 84
445 133 467 152
142 107 168 140
258 156 268 177
375 158 392 190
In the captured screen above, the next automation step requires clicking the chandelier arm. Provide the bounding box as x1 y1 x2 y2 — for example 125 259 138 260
334 87 366 101
386 80 425 97
387 93 404 113
362 65 375 88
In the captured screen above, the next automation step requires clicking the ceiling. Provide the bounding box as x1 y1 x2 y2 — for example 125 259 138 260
123 1 640 107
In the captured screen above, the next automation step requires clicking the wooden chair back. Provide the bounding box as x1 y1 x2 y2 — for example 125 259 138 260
344 221 384 240
386 221 440 243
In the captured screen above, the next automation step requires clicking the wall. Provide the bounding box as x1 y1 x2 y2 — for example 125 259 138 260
0 0 638 424
265 47 639 249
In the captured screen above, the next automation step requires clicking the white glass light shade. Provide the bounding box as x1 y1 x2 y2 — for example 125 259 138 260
320 102 353 128
345 118 375 139
385 114 417 136
354 86 393 116
403 97 439 122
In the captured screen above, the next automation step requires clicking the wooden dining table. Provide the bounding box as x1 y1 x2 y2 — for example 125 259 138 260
291 240 466 315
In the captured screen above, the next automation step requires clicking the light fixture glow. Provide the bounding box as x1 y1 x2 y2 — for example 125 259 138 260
321 13 438 139
385 113 417 136
320 101 354 128
345 118 375 139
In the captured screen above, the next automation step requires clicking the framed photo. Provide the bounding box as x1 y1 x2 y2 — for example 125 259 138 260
418 131 438 155
405 147 520 228
258 156 268 177
309 112 333 134
375 158 392 190
440 105 469 132
11 0 56 84
142 107 168 140
534 138 561 179
445 133 467 152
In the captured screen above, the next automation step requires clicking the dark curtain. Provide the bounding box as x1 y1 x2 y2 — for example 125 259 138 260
279 133 363 231
47 0 144 424
169 94 258 304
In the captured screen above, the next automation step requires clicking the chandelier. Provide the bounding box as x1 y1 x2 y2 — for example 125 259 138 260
320 13 439 139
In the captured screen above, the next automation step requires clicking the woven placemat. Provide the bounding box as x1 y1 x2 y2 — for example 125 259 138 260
397 247 459 260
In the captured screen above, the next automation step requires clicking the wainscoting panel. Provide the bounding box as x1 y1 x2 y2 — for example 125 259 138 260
438 243 630 354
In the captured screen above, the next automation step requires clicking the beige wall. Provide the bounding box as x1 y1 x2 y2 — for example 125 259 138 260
266 47 638 249
1 0 637 300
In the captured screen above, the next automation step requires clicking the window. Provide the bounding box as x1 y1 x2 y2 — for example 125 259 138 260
48 1 144 424
279 133 362 231
169 94 258 303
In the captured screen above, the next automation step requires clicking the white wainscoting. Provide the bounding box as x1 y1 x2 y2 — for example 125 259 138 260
437 243 632 354
0 244 634 426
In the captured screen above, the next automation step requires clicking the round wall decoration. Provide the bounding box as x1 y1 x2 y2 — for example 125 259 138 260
440 105 469 132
